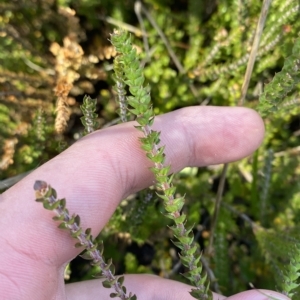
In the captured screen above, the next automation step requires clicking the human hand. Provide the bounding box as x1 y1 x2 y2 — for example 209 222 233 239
0 106 290 300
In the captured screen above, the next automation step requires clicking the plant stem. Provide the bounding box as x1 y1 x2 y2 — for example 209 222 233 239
111 29 212 300
33 180 136 300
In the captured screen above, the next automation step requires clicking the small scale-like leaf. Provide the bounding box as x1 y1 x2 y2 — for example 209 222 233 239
173 213 186 225
164 186 176 197
74 242 83 248
198 272 208 285
74 215 80 226
53 214 65 221
42 200 54 210
163 212 176 221
58 222 68 230
177 234 194 245
102 280 112 288
156 193 171 202
110 262 115 275
127 108 141 115
185 244 198 256
141 142 153 152
171 240 185 250
51 200 61 210
179 253 194 267
188 266 203 276
35 198 44 203
184 222 194 235
118 276 125 285
190 288 210 299
65 214 76 225
85 228 92 240
50 187 57 198
71 227 83 238
89 242 98 252
60 198 66 209
109 293 118 298
103 258 112 271
133 76 144 87
80 251 93 260
164 203 181 213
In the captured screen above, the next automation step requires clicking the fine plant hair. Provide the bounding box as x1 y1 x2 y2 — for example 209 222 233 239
110 29 211 300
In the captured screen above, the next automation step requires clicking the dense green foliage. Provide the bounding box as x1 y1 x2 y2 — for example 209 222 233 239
1 0 300 298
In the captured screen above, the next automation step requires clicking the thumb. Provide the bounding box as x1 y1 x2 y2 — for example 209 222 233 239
226 289 290 300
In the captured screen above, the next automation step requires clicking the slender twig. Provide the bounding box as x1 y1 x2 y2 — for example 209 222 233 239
274 145 300 157
0 91 22 97
221 202 259 230
239 0 272 106
33 180 136 300
260 149 273 225
200 256 221 295
0 170 33 190
207 163 228 255
98 14 146 37
249 283 285 300
137 1 184 74
134 1 150 64
136 1 200 100
103 117 122 128
208 0 272 256
23 57 55 75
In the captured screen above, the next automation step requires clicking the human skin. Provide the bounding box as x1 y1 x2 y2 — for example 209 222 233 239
0 106 290 300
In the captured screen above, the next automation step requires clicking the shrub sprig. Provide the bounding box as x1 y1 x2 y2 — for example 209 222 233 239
110 29 212 300
113 55 128 123
33 180 136 300
258 36 300 116
80 95 99 135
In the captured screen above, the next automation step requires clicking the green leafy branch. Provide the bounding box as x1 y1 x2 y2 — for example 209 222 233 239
33 180 136 300
258 36 300 116
110 29 212 300
255 227 300 298
113 55 128 123
282 251 300 298
80 95 99 135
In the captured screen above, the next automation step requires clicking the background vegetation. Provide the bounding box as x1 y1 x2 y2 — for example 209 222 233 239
1 0 300 298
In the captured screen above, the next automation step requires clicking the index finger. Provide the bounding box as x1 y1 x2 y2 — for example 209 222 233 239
0 106 264 266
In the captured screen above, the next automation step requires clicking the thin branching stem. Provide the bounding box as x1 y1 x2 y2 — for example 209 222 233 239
33 180 136 300
111 29 212 300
